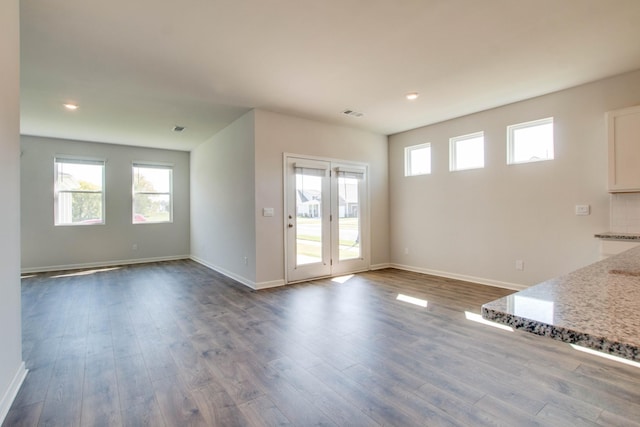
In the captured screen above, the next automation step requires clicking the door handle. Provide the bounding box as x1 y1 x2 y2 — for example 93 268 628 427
288 224 293 228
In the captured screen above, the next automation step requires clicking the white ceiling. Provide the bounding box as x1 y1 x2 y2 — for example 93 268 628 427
20 0 640 151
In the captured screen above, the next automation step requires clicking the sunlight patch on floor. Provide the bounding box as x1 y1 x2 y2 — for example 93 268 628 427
396 293 428 308
464 311 513 332
51 267 122 278
570 344 640 369
331 274 354 284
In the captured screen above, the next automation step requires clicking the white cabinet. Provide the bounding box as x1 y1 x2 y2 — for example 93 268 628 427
608 105 640 192
600 240 640 259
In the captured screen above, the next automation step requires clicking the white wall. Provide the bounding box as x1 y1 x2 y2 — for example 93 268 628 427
0 0 26 422
21 136 190 271
254 110 389 285
389 70 640 289
190 111 257 285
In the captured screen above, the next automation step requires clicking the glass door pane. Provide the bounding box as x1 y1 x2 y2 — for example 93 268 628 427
296 172 323 265
337 175 360 261
286 156 367 283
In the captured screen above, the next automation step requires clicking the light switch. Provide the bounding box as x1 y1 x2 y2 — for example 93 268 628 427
263 208 274 217
575 205 590 216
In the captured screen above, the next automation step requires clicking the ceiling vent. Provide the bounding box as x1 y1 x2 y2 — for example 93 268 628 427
342 109 364 118
173 125 186 132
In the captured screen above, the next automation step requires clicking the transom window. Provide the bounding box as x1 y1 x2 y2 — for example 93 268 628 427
132 163 173 223
449 132 484 171
54 157 105 226
404 143 431 176
507 117 554 164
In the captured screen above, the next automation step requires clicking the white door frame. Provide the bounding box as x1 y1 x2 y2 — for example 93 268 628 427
284 153 370 284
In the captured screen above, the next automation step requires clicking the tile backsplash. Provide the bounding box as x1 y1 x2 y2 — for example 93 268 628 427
611 193 640 233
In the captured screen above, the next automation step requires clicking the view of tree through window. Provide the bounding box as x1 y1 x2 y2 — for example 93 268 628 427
133 164 173 223
54 158 105 225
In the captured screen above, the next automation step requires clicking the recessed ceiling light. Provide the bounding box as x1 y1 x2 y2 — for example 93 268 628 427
342 109 365 118
406 92 419 101
63 103 79 110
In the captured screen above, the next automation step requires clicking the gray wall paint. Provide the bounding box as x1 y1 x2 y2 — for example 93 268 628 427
190 109 389 287
0 0 24 419
190 111 257 283
21 136 190 271
389 70 640 288
254 109 389 284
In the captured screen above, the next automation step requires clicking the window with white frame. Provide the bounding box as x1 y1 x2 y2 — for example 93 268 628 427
404 143 431 176
54 157 105 225
132 163 173 223
449 131 484 171
507 117 554 164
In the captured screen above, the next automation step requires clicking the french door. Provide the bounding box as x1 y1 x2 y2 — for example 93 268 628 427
285 155 369 283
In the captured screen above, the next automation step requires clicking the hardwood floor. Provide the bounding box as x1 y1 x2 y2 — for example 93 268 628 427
5 260 640 426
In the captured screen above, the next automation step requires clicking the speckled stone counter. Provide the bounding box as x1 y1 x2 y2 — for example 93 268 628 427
482 246 640 361
594 231 640 241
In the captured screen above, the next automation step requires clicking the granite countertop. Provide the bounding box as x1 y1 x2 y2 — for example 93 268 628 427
594 231 640 241
482 246 640 361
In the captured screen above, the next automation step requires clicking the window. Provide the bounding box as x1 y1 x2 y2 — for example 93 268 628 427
335 166 365 261
132 163 173 223
54 158 105 225
450 132 484 171
404 143 431 176
507 117 554 164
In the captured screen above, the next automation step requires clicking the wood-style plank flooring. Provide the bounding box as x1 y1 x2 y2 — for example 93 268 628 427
5 260 640 426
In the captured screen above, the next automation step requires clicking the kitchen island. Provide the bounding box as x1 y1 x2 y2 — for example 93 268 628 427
482 246 640 361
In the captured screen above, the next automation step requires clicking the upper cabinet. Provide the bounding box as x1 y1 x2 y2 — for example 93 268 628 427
608 105 640 192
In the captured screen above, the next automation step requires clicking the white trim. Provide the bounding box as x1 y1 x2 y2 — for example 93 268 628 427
0 362 27 425
190 256 257 290
293 161 329 170
390 263 527 291
507 117 554 165
404 143 431 176
132 161 174 168
286 267 370 285
283 153 371 284
54 158 106 226
449 131 485 171
21 255 190 274
54 155 105 165
254 279 286 290
369 263 392 270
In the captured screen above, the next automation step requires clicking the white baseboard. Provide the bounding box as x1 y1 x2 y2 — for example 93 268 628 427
21 256 526 292
190 256 258 290
254 279 286 290
22 254 286 291
0 362 27 425
191 257 286 290
21 255 191 274
390 263 527 291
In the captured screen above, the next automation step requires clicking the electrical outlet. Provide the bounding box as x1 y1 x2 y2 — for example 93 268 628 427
404 248 409 255
132 243 138 251
243 256 248 265
575 205 590 216
515 260 524 271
